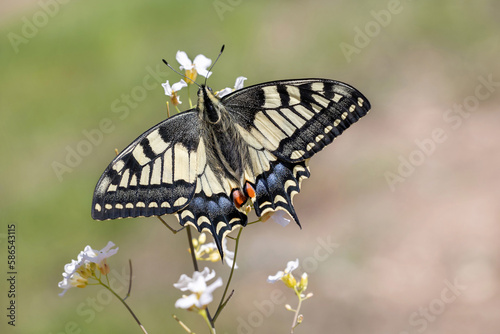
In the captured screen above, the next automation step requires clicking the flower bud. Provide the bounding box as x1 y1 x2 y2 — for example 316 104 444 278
298 272 308 292
282 273 297 289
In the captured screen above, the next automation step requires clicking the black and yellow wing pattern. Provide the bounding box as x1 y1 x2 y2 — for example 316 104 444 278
92 78 371 254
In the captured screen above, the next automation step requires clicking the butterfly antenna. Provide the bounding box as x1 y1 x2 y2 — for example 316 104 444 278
204 44 225 87
162 59 201 87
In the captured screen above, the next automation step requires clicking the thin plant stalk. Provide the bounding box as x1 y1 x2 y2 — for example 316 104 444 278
97 279 148 334
213 227 243 321
290 295 303 334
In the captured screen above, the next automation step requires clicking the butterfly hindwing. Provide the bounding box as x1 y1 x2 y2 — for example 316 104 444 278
92 111 201 220
252 159 311 225
174 141 248 251
223 79 371 162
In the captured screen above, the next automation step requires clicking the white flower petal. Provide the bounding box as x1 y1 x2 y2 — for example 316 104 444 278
270 210 292 227
198 242 217 254
81 242 118 264
216 87 233 98
176 51 193 70
206 277 223 294
196 68 212 78
171 79 188 92
58 242 118 296
222 239 238 269
174 267 216 293
197 277 223 307
199 267 216 281
58 288 71 296
234 76 247 90
101 241 118 254
58 278 72 296
188 275 209 293
267 271 285 283
193 54 212 71
63 259 80 276
285 259 299 274
174 270 223 309
173 273 193 291
175 294 198 309
162 81 172 96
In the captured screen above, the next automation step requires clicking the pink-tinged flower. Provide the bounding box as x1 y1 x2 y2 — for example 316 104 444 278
262 210 292 227
58 242 118 296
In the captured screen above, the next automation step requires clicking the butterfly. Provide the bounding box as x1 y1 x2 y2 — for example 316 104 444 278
92 77 371 256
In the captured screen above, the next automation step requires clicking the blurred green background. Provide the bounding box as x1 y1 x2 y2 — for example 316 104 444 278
1 0 499 333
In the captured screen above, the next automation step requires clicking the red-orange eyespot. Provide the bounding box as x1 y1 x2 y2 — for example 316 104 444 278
232 189 247 208
245 182 256 198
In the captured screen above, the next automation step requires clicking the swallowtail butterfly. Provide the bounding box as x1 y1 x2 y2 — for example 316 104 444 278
92 76 370 255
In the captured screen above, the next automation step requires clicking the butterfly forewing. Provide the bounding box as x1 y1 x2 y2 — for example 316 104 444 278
92 111 201 220
223 79 371 162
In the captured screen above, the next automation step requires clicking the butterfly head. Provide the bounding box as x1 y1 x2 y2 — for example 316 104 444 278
198 85 223 124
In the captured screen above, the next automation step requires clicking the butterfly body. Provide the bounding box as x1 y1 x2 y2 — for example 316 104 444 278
92 78 371 254
198 86 252 192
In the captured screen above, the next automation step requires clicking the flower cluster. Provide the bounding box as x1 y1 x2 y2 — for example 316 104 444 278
174 267 223 311
162 50 247 108
191 233 238 268
58 241 118 296
268 259 309 293
268 258 313 330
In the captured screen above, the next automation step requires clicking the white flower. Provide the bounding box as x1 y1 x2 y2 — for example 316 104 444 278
269 210 292 227
174 267 216 292
217 76 247 98
176 51 212 81
162 79 188 96
80 241 119 265
58 242 118 296
267 258 299 283
162 79 188 105
197 237 238 269
174 267 223 310
221 239 238 269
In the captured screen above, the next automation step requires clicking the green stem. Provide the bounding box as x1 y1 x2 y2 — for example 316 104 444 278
213 227 243 321
200 309 217 334
188 84 193 109
290 289 304 334
290 297 302 334
186 226 199 272
98 280 148 334
186 227 215 328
